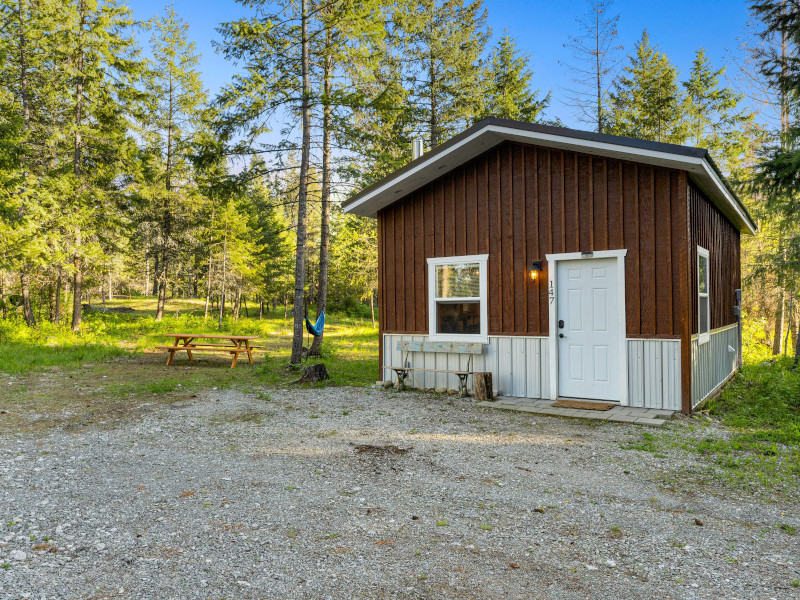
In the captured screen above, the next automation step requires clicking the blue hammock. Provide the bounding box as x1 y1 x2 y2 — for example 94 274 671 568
305 310 325 337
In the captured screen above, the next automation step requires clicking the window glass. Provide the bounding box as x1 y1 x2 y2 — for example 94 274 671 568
436 263 480 298
698 254 708 294
699 296 709 334
436 301 480 334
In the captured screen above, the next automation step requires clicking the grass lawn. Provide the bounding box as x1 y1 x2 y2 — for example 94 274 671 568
0 295 378 433
623 320 800 499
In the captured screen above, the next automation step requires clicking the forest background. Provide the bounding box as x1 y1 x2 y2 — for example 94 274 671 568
1 0 799 367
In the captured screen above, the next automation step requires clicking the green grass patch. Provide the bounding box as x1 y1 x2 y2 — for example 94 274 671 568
0 296 379 433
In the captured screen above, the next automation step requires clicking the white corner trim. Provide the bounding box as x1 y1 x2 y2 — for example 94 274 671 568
427 254 489 344
546 250 628 406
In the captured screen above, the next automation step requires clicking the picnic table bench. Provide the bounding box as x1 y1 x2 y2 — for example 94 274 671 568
156 334 261 368
383 340 484 396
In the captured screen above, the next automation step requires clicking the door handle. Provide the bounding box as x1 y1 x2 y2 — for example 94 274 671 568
559 333 565 339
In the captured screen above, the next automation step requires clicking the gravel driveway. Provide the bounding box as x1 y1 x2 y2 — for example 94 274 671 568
1 386 798 599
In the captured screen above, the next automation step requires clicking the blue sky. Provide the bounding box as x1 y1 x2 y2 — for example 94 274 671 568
129 0 754 128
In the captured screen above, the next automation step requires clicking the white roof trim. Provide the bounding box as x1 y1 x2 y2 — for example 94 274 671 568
343 124 756 235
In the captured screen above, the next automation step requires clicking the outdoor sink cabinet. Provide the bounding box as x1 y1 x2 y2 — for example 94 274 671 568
343 118 755 414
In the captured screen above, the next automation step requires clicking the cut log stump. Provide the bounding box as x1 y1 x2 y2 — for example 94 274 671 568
298 363 330 384
474 372 493 402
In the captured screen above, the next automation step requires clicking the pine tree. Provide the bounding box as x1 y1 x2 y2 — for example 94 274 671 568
607 30 687 144
399 0 490 148
143 5 207 321
60 0 142 331
477 34 550 123
683 49 755 175
748 0 800 367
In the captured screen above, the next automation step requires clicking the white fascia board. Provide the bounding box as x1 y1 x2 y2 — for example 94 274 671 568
344 124 756 234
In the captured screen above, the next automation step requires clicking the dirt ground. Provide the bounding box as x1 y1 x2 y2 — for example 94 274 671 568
1 385 798 599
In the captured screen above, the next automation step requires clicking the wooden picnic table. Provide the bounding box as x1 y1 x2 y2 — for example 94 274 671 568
157 334 261 368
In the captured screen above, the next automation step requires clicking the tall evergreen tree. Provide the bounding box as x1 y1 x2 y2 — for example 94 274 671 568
398 0 490 148
683 49 755 175
477 34 550 123
607 30 687 144
62 0 141 331
143 5 207 321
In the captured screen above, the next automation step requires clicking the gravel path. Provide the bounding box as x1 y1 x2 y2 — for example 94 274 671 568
1 386 798 599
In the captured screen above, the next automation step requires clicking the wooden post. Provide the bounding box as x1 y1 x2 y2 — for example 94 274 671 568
474 372 493 402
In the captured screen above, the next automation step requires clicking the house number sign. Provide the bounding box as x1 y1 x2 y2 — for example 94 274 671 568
549 280 554 304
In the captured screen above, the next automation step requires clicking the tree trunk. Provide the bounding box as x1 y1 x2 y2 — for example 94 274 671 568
310 37 332 357
53 268 62 324
773 289 784 356
20 271 36 327
290 0 311 365
233 285 242 321
108 269 113 301
259 298 263 320
218 224 228 331
156 251 167 321
71 252 82 332
71 1 86 333
370 290 376 328
151 253 160 295
204 249 212 320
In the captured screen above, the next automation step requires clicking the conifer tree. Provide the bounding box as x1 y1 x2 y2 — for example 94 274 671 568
143 5 207 321
398 0 490 148
683 49 755 175
606 30 687 144
477 34 550 123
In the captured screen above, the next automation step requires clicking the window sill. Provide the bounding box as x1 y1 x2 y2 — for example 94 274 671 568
427 333 489 345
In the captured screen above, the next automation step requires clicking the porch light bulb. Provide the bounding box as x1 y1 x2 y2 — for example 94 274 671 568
529 269 537 281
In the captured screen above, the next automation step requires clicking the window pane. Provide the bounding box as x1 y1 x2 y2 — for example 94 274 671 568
436 263 480 298
436 301 480 334
699 296 709 334
698 255 708 294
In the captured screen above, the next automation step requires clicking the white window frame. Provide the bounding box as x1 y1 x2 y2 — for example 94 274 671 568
427 254 488 344
697 246 711 345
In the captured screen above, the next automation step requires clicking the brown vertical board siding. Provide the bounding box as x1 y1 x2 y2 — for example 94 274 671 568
654 170 673 335
379 140 729 341
622 164 640 334
512 144 527 333
606 162 623 248
500 144 515 332
564 154 578 253
689 181 740 332
465 163 478 255
639 167 656 335
383 207 396 332
454 170 466 257
538 149 553 331
525 148 540 333
413 193 425 331
578 155 593 250
489 151 502 332
670 173 693 414
593 159 608 250
377 211 384 370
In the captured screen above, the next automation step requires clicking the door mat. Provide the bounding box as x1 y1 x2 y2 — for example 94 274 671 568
553 399 616 411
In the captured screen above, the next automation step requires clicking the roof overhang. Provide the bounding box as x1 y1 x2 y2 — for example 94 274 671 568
342 119 757 235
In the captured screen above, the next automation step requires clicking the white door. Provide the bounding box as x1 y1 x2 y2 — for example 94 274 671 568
556 257 620 401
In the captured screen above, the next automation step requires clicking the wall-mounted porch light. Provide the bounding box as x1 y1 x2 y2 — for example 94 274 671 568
529 260 543 281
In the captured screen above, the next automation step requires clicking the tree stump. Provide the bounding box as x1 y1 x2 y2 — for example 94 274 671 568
298 363 330 384
473 372 493 402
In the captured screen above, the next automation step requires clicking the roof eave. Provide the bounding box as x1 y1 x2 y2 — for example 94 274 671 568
343 119 756 235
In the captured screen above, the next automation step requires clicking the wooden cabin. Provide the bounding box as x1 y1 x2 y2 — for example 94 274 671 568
343 118 756 414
